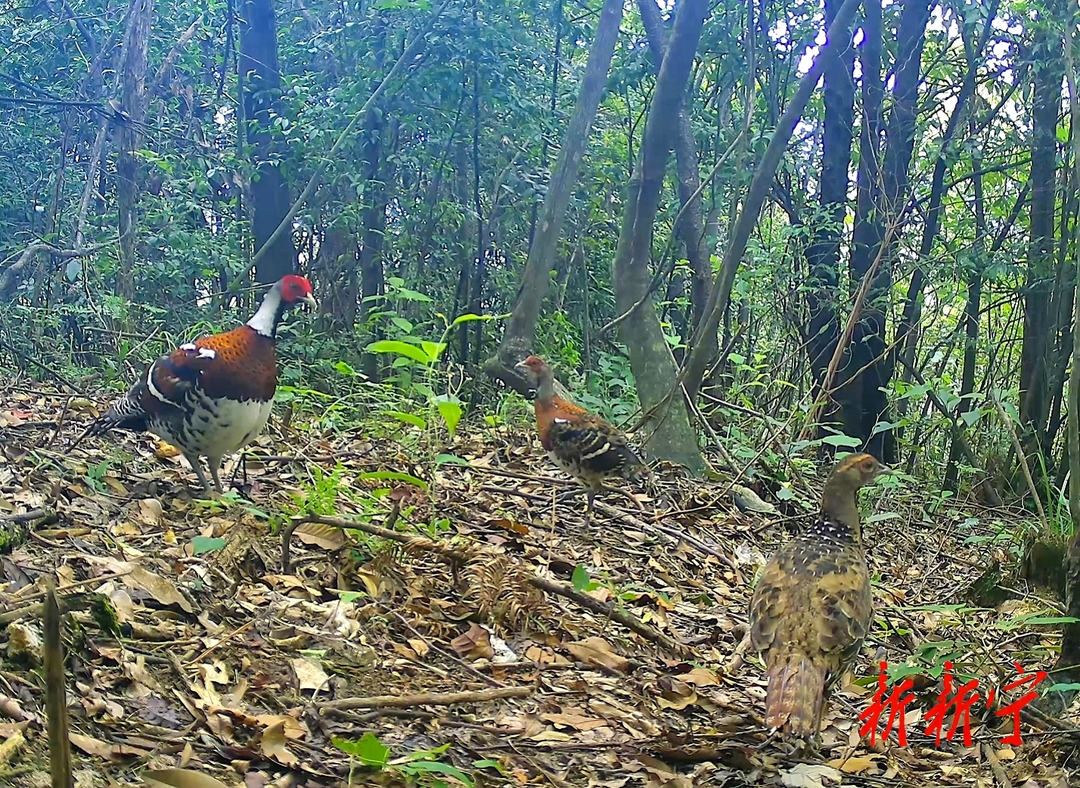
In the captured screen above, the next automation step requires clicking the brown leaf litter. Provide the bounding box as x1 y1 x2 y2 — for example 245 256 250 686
0 382 1075 786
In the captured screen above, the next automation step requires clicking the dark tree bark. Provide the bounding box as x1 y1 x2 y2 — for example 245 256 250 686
1019 0 1064 463
240 0 297 284
802 0 856 387
681 0 861 399
116 0 152 307
637 0 709 332
612 0 709 472
828 0 931 463
485 0 623 393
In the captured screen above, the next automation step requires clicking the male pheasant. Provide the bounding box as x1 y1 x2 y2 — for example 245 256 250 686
748 452 888 744
75 275 316 492
515 356 647 521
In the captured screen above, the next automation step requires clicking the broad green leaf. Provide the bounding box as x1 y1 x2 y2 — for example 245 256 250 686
358 470 428 490
367 340 431 365
191 536 227 555
332 732 390 767
433 396 463 435
820 434 862 447
401 760 475 787
571 564 590 591
385 410 427 430
436 453 470 466
421 340 447 363
1046 682 1080 693
448 312 489 328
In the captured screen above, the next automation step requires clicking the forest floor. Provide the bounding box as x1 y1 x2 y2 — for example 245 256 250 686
0 380 1077 788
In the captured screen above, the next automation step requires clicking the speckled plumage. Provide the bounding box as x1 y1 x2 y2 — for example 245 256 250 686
516 356 646 520
81 275 316 491
748 452 887 742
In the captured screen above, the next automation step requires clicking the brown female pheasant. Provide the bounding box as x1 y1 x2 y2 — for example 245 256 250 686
748 452 888 743
515 356 647 521
75 275 317 492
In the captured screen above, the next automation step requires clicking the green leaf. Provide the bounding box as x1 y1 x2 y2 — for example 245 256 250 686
191 536 227 555
571 564 590 591
435 453 470 466
421 340 447 363
820 434 862 447
472 759 506 773
400 760 475 787
433 396 463 436
332 732 390 767
334 361 358 376
366 340 432 365
864 512 901 524
385 410 427 430
1046 682 1080 693
358 470 429 490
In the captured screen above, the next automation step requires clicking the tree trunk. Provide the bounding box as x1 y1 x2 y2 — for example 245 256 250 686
241 0 297 284
802 0 855 390
829 0 930 463
485 0 623 393
115 0 153 309
1019 0 1064 464
681 0 861 399
637 0 709 333
612 0 708 472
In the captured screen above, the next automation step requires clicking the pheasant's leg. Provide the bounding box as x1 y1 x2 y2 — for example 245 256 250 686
207 456 224 493
584 490 596 523
184 454 213 492
556 488 585 503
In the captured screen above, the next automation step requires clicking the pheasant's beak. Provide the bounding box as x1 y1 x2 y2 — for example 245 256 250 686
301 294 318 310
877 463 893 476
514 360 528 371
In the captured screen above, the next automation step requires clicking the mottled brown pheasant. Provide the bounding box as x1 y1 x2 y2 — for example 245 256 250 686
748 452 888 743
515 356 647 521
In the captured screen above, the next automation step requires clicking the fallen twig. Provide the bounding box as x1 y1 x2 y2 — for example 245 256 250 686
529 575 689 656
0 507 55 524
319 685 532 711
289 512 690 655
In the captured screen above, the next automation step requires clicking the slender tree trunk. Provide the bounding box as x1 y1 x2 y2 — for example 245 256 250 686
485 0 623 393
115 0 152 309
802 0 855 391
637 0 709 332
681 0 861 398
612 0 709 472
830 0 930 463
241 0 297 284
1020 0 1065 464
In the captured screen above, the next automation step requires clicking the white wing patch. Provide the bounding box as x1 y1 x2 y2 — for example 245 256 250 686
196 347 217 359
553 417 571 424
179 343 197 351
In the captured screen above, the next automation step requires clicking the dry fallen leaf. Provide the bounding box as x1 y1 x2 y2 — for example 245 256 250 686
258 720 299 767
143 768 231 788
565 638 631 672
451 623 494 659
828 754 881 774
291 656 330 693
780 764 843 788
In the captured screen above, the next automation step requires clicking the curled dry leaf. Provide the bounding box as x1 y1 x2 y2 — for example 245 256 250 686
565 637 630 672
258 720 299 767
450 622 494 659
143 768 231 788
780 764 843 788
291 656 330 693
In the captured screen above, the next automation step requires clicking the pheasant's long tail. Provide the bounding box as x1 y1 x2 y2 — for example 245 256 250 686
765 654 827 740
66 394 147 451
